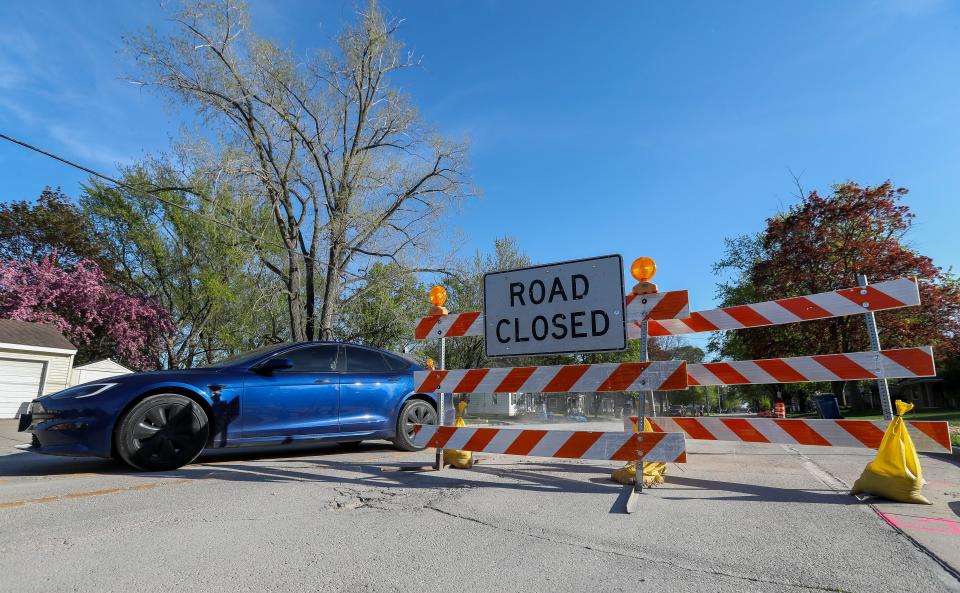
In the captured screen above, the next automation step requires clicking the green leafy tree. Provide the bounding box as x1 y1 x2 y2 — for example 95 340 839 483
338 263 427 352
0 187 118 276
126 0 471 342
82 162 286 368
714 181 960 408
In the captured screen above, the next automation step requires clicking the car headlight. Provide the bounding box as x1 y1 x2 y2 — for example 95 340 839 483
74 383 118 398
50 383 118 400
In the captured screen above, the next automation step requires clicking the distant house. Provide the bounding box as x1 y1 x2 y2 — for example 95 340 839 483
71 358 133 386
465 392 522 417
892 377 957 409
0 319 77 419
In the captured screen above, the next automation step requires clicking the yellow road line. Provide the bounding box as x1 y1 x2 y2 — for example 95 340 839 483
0 479 190 510
12 472 115 483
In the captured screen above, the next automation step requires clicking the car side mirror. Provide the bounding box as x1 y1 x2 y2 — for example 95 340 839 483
256 357 294 374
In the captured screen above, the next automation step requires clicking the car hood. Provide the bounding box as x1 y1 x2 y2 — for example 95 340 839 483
54 367 227 393
115 368 227 381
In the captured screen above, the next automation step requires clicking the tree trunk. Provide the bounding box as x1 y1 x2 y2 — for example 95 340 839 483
304 255 316 340
847 381 868 410
286 251 306 342
318 244 343 341
830 380 846 407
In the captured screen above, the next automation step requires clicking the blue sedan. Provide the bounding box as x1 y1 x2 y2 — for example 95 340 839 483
17 342 440 471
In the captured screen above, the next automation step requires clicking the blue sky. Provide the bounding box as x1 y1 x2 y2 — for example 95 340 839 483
2 0 959 346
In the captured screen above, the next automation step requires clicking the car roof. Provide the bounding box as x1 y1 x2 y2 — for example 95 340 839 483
286 341 421 365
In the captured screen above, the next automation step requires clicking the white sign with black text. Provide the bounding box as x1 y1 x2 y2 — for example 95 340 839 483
483 254 627 357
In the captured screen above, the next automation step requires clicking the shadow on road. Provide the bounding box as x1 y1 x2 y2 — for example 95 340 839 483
927 452 960 469
949 501 960 519
0 453 120 477
172 457 623 497
2 440 891 506
0 441 625 498
655 475 857 505
0 441 391 478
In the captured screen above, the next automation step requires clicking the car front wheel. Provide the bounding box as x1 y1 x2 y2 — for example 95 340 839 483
392 399 437 451
115 394 209 471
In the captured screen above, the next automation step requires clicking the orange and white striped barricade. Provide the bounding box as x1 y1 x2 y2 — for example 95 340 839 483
413 289 690 340
411 265 939 505
417 278 921 342
413 424 687 513
684 347 935 386
622 416 952 454
413 361 688 394
645 277 919 337
414 311 484 340
774 403 786 419
412 425 687 463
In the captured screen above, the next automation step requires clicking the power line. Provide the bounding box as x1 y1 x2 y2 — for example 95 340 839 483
0 131 315 262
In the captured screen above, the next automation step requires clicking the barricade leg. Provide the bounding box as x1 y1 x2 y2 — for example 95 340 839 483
434 337 446 470
625 442 642 514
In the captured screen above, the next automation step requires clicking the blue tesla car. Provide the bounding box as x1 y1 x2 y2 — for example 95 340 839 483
17 342 439 471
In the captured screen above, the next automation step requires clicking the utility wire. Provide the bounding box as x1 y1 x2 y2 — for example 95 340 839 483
0 131 315 262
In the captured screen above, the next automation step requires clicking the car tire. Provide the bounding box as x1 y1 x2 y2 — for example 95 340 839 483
115 394 210 471
392 398 438 452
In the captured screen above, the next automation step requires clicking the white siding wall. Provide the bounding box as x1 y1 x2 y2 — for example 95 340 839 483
463 393 517 417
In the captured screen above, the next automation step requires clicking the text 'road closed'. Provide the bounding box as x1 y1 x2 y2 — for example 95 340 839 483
484 255 627 357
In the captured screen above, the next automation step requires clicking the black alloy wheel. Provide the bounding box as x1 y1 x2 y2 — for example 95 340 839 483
392 399 438 451
115 394 209 471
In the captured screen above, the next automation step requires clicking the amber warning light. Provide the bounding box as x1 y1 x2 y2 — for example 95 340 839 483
428 285 448 315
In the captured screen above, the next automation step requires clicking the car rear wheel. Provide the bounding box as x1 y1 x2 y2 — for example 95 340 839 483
115 394 209 471
392 399 437 451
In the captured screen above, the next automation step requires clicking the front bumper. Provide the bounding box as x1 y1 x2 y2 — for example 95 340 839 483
17 410 32 432
17 400 114 458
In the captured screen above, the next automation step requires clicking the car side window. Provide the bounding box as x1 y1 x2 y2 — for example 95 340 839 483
275 345 339 372
345 346 391 372
383 353 410 371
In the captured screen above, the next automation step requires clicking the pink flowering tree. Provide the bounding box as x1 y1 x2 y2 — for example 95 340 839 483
0 257 175 369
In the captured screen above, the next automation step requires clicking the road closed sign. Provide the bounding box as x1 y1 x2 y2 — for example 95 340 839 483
483 254 627 357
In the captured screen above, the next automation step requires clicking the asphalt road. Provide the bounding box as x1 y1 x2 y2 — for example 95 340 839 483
1 418 958 593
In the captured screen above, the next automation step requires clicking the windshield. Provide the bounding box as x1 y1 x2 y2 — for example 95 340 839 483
198 343 293 368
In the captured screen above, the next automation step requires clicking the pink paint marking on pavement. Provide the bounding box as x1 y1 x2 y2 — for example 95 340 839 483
879 513 960 536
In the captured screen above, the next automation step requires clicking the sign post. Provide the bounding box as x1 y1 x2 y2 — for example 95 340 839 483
630 256 657 503
857 274 894 421
636 321 649 498
428 285 449 471
436 336 445 471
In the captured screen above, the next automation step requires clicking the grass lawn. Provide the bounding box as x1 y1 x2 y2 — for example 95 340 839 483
791 407 960 447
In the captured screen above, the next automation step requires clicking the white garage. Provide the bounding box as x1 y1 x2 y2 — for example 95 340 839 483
0 320 77 419
71 359 133 386
0 359 47 418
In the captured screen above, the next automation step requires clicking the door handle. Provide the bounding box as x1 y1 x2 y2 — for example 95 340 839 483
387 377 402 382
315 378 335 384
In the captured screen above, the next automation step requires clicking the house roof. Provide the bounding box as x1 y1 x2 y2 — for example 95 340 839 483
0 319 76 352
73 358 131 372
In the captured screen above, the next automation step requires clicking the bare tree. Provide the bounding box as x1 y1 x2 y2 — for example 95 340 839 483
126 0 471 340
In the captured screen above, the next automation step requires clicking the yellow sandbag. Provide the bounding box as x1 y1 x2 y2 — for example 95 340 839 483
611 417 667 486
443 412 473 469
610 460 667 487
850 400 930 505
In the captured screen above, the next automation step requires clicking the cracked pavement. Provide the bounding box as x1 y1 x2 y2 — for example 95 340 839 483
0 419 958 593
